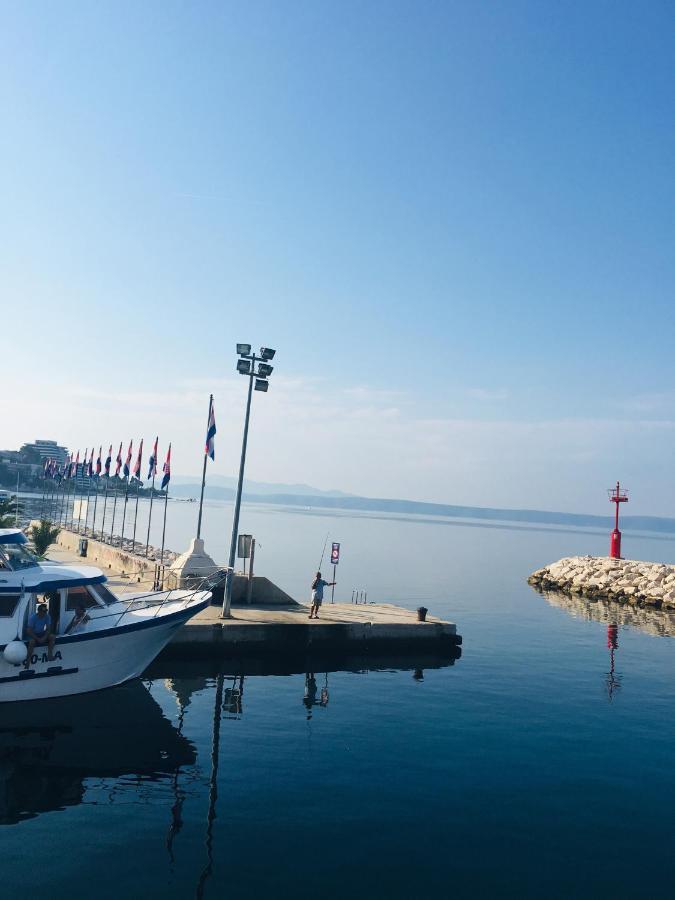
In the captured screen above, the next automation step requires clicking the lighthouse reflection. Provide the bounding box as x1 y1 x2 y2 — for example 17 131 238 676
0 681 195 825
605 623 621 701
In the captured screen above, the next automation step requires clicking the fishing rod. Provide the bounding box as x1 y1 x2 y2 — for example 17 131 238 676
317 531 329 571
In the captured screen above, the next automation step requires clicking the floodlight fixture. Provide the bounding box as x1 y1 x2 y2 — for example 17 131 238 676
223 340 278 618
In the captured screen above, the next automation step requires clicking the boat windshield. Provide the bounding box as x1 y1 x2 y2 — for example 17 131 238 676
0 543 39 571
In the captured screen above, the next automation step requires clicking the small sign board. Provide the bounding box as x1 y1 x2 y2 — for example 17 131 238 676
330 542 340 565
237 534 253 559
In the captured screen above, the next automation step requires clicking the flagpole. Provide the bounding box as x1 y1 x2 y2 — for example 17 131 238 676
100 475 110 541
120 476 130 546
58 472 66 526
159 443 171 590
75 452 86 535
145 476 156 558
119 441 133 547
68 474 76 531
65 476 73 529
40 470 47 519
60 469 69 527
50 474 58 523
109 478 119 545
131 479 141 552
45 472 52 522
83 456 93 536
159 486 169 589
145 440 158 558
196 395 212 541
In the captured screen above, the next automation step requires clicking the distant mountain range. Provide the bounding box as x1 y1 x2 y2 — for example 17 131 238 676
173 475 352 498
170 479 675 535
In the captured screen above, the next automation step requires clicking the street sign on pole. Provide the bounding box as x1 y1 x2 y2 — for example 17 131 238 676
330 542 340 603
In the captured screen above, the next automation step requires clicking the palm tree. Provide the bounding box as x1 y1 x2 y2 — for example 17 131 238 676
29 520 61 558
0 495 22 528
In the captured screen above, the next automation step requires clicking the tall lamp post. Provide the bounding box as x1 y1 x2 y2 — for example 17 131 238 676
222 344 276 618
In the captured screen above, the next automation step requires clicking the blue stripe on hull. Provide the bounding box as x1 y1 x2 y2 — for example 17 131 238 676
0 667 79 685
0 598 209 652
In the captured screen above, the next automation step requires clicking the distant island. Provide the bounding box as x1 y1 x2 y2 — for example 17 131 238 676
170 481 675 536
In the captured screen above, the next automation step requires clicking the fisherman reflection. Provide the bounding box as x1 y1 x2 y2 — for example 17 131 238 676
303 673 330 718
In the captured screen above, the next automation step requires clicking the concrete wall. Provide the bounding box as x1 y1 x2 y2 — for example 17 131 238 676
173 571 297 606
55 529 156 583
54 528 297 604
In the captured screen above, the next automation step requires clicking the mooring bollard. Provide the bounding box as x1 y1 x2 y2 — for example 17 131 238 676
417 606 428 622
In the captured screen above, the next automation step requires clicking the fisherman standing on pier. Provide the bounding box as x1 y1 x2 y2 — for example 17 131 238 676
309 571 335 619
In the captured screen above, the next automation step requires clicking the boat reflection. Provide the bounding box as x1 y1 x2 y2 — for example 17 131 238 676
0 680 195 825
539 587 675 638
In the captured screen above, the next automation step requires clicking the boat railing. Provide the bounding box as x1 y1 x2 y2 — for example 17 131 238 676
113 577 214 626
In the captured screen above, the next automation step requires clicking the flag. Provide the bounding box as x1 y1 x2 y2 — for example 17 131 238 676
123 440 133 478
88 447 94 478
43 458 50 478
205 398 216 460
133 439 143 480
161 443 171 490
105 444 113 476
63 455 71 479
96 446 102 476
54 463 62 482
114 442 123 476
147 436 158 480
73 451 80 478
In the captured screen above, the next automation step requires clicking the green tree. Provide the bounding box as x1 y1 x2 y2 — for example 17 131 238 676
29 520 61 557
0 495 22 528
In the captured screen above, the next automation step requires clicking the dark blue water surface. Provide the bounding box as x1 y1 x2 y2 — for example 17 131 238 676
3 505 675 899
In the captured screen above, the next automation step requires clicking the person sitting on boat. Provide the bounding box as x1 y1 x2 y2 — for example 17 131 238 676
65 603 90 635
25 603 56 665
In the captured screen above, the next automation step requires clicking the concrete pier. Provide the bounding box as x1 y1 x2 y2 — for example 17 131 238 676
46 537 462 658
164 602 460 658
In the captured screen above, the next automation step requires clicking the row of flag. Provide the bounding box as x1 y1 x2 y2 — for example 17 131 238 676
43 439 172 490
42 397 218 493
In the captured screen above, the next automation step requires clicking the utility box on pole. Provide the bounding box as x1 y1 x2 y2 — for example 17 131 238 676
237 533 253 576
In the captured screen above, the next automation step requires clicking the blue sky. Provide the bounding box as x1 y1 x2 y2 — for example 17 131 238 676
2 1 674 514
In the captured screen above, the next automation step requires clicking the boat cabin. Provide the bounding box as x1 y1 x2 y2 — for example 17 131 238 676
0 529 117 641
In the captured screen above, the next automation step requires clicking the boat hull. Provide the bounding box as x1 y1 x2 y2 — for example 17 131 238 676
0 599 209 702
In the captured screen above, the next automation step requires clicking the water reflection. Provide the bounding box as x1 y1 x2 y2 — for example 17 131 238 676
538 587 675 639
303 672 330 718
606 623 621 702
0 681 195 825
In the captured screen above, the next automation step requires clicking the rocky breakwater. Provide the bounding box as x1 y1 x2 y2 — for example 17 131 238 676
528 556 675 608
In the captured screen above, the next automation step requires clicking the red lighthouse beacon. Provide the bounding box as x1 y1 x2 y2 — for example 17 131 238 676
608 481 628 559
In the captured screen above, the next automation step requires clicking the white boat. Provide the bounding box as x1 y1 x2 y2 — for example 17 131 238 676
0 528 210 702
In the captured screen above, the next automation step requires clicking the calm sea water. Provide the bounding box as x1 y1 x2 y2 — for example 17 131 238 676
6 499 675 898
